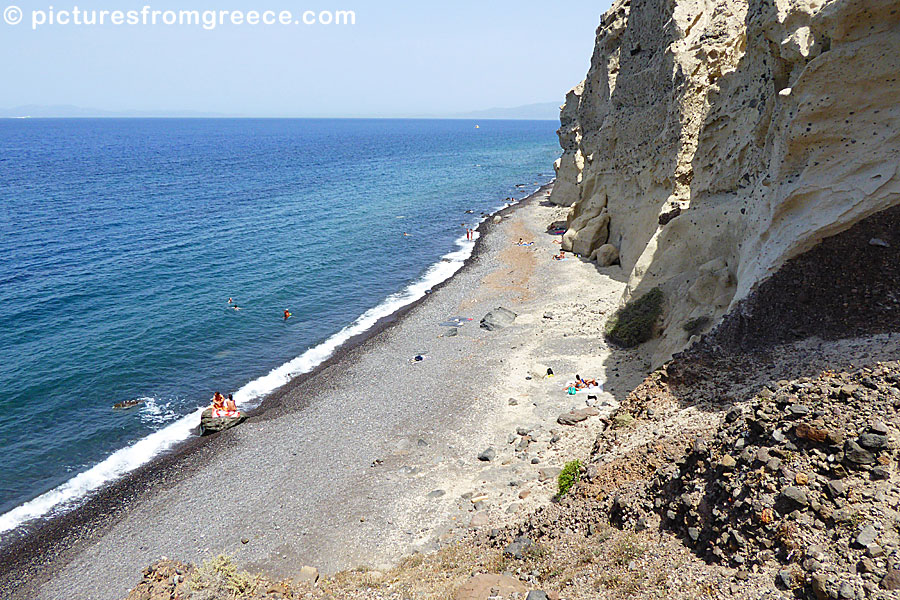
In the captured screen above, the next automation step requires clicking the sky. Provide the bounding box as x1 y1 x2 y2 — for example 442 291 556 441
0 1 611 117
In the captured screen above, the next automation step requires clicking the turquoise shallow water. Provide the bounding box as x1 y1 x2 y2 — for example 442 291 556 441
0 118 558 530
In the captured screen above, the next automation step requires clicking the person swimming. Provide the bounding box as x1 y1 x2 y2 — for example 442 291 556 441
284 309 292 320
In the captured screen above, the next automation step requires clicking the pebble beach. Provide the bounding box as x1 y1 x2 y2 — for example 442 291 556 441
0 184 651 600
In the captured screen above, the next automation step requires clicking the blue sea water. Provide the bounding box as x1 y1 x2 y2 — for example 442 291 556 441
0 118 558 533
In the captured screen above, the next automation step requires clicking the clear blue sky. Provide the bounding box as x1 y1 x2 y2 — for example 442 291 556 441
0 1 610 116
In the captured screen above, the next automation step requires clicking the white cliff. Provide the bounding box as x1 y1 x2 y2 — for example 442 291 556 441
552 0 900 366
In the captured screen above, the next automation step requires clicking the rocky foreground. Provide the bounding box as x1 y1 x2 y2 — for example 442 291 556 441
124 348 900 600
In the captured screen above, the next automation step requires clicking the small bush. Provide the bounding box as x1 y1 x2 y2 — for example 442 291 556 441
558 459 583 497
604 288 664 347
189 555 259 596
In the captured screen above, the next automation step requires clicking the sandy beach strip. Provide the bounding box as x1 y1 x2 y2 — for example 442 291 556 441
0 184 653 600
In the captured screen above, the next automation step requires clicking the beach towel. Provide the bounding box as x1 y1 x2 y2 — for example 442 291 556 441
211 408 241 418
439 316 474 327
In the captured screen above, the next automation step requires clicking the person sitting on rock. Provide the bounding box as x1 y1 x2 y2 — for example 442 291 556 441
226 394 237 412
211 392 227 411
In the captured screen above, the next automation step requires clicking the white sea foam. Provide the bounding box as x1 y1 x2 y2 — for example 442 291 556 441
0 229 483 536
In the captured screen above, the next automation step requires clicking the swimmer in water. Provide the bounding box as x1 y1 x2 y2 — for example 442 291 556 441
284 309 292 320
230 305 241 311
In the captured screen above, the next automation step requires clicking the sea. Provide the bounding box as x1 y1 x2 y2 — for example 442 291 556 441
0 117 559 537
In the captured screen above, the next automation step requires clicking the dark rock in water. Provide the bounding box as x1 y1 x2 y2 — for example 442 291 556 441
113 399 144 410
480 307 517 331
503 535 532 559
200 408 246 436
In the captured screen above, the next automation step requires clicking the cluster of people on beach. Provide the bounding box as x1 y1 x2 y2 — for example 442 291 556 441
210 392 238 416
563 374 599 394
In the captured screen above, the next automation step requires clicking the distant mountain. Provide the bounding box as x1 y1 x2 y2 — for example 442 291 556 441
0 105 227 118
451 102 562 120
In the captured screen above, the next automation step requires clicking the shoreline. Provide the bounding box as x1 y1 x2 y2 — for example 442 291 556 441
0 182 556 598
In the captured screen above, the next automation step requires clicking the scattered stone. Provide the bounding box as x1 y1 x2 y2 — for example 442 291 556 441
796 423 829 443
503 536 533 559
826 479 846 497
720 455 737 469
454 574 526 600
557 407 599 426
780 486 808 509
469 512 490 528
871 466 890 480
844 440 876 465
869 237 891 248
857 432 889 451
478 448 496 462
526 592 550 600
427 489 446 499
881 569 900 591
297 566 319 584
788 404 810 417
854 525 878 548
538 468 561 482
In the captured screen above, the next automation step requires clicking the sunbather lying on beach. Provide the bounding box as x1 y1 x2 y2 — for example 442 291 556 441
576 374 599 388
553 251 566 260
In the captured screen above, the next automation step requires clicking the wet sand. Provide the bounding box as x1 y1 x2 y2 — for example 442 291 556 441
1 185 652 600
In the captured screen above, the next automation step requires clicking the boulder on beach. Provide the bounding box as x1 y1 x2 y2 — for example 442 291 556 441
557 407 600 426
480 307 517 331
199 408 246 436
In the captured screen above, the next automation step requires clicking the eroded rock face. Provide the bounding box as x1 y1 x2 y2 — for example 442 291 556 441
552 0 900 365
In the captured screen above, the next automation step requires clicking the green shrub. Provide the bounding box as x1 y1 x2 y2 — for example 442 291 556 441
604 288 664 347
558 459 583 497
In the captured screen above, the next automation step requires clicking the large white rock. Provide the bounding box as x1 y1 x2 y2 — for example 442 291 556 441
552 0 900 366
